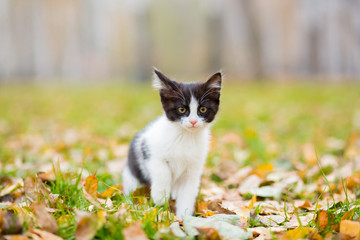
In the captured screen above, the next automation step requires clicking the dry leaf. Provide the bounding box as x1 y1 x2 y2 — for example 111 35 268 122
317 210 329 230
123 222 148 240
32 203 59 234
100 185 122 198
259 215 286 227
27 228 63 240
341 208 355 221
74 210 98 240
283 214 315 228
196 227 222 240
282 227 316 240
24 176 50 202
83 175 98 199
238 175 262 195
248 227 272 240
340 220 360 238
0 209 23 234
3 235 30 240
295 200 313 210
37 171 56 182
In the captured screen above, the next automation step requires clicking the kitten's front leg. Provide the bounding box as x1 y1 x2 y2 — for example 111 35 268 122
175 170 202 219
147 160 171 206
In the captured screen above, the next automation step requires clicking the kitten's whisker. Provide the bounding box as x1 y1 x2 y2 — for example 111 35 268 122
172 84 187 103
200 89 219 102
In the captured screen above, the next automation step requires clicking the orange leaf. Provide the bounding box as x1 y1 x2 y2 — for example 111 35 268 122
340 220 360 238
298 200 312 210
341 209 355 221
317 210 329 230
100 185 122 199
84 175 98 198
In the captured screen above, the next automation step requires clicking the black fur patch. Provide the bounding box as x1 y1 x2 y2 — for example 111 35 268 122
127 134 150 185
141 140 150 160
154 70 222 123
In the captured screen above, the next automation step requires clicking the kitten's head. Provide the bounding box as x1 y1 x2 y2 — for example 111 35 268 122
153 69 222 131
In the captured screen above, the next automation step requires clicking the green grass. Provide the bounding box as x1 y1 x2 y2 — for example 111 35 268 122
0 81 360 239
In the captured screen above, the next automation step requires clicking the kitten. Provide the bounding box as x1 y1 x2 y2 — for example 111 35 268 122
122 69 222 219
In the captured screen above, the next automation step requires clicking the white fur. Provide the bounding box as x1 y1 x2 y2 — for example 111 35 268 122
123 113 211 219
152 73 164 90
180 96 205 130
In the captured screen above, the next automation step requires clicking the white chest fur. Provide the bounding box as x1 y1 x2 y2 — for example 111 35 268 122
143 115 210 180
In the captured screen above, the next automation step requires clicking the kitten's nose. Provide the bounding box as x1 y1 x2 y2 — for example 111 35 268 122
190 120 197 126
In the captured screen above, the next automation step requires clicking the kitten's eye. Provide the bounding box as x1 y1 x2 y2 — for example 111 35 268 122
178 107 186 114
199 106 207 113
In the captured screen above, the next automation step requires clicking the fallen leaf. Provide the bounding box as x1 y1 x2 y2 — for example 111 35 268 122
340 220 360 238
316 210 329 230
295 200 312 210
0 209 23 234
100 185 122 198
282 227 316 240
83 175 98 199
32 203 59 234
3 235 30 240
259 215 286 227
36 171 56 182
341 208 355 220
123 222 148 240
283 214 315 228
250 186 283 200
248 227 272 239
196 227 222 240
74 209 98 240
220 201 250 221
238 175 262 195
0 178 23 197
27 228 63 240
24 176 50 202
183 214 251 239
252 163 274 178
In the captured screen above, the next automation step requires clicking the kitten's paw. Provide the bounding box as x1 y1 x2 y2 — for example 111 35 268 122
151 191 169 206
176 207 194 220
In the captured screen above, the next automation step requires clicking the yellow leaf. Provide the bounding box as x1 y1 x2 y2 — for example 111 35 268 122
340 220 360 238
204 211 216 217
57 215 72 226
282 227 316 240
100 185 122 199
83 175 98 198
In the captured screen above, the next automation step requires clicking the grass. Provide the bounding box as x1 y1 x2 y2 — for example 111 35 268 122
0 81 360 239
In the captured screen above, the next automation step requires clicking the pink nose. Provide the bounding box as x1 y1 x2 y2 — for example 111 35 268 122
190 120 197 126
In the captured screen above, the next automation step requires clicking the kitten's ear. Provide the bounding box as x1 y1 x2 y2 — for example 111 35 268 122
205 72 222 90
152 68 178 91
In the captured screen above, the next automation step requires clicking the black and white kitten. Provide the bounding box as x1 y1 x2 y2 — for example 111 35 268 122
122 69 222 219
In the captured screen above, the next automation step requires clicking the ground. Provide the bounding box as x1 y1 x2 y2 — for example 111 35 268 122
0 82 360 239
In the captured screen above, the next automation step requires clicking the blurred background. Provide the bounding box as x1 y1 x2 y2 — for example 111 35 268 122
1 0 360 83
